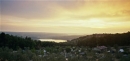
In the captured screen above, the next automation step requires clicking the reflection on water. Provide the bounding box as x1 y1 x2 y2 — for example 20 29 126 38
39 39 67 43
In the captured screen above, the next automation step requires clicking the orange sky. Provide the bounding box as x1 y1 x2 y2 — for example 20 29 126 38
1 0 130 35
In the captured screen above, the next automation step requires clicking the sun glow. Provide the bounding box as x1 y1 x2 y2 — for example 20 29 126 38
87 18 106 28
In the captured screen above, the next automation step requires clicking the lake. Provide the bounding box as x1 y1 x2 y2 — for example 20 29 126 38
38 39 67 43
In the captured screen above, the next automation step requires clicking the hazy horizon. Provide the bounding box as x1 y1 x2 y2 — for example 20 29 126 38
1 31 129 35
1 0 130 35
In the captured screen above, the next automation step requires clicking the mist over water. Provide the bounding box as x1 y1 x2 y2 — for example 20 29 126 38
39 39 67 43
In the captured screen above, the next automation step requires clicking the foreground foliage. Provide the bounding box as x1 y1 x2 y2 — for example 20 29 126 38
0 47 130 61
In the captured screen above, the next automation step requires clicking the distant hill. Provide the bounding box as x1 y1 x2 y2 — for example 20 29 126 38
3 32 82 40
50 35 82 40
70 31 130 46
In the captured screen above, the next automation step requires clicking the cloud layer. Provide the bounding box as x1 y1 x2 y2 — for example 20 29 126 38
1 0 130 35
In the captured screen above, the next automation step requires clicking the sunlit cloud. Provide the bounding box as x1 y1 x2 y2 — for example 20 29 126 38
1 0 130 35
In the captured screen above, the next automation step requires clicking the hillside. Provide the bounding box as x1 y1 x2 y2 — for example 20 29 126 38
70 31 130 47
0 32 66 50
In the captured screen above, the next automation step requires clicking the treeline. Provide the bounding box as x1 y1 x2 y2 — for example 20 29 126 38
0 32 67 50
1 31 130 50
73 31 130 47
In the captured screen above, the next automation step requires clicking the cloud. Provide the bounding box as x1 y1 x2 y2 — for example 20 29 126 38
1 0 130 34
1 0 130 20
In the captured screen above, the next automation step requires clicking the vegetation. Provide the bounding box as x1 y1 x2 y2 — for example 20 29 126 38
0 46 130 61
0 32 130 61
0 32 66 50
71 31 130 47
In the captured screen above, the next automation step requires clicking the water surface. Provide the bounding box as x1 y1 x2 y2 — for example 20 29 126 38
39 39 67 43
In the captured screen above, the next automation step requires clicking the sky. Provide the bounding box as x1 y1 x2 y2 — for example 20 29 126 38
0 0 130 35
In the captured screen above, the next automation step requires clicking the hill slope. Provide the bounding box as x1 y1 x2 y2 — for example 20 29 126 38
70 31 130 46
